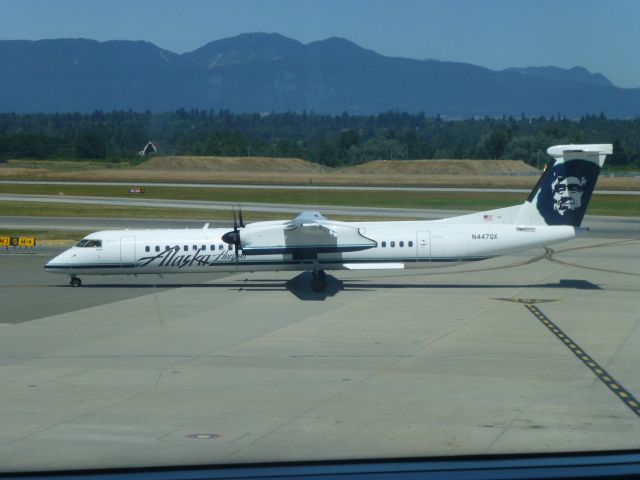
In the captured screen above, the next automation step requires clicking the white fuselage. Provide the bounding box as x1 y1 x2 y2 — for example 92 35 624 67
44 218 576 276
44 143 613 285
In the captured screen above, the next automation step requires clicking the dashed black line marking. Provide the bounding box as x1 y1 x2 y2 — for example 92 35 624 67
493 298 557 304
524 303 640 418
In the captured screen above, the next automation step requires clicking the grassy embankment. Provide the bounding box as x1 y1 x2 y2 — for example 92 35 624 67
2 156 639 189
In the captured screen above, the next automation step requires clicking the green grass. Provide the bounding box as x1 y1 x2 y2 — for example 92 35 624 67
0 183 638 216
2 201 229 220
0 183 527 209
587 196 640 216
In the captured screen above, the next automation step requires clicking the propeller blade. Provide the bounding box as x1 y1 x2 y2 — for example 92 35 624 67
224 207 242 264
223 207 241 245
238 207 244 228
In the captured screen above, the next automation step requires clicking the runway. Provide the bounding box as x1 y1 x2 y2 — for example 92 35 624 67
0 220 639 471
1 178 638 195
0 193 457 219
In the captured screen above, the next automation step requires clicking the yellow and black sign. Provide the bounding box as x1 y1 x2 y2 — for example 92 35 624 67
18 237 36 247
1 236 36 249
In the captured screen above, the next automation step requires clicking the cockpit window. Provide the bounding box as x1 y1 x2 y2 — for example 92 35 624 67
75 239 102 248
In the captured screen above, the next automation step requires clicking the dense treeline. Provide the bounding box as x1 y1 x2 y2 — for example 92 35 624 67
0 110 638 167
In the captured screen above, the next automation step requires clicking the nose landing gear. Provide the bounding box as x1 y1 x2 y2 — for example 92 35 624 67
311 269 326 293
69 276 82 287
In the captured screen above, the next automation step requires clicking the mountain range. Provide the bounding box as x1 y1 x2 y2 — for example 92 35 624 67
1 32 638 117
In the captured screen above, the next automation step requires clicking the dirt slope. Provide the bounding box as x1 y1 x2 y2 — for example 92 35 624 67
137 156 330 173
339 159 538 175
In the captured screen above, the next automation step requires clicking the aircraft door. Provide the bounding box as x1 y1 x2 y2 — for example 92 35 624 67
120 236 136 269
416 230 430 261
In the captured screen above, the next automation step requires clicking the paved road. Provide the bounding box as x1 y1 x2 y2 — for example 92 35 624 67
1 179 638 195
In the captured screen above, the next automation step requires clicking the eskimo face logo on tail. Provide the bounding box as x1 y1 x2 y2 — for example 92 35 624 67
552 174 587 215
536 159 600 226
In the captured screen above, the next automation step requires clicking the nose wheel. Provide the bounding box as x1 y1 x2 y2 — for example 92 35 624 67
311 269 326 293
69 276 82 287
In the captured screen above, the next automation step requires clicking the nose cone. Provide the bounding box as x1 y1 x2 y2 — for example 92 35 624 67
44 249 71 273
222 230 240 245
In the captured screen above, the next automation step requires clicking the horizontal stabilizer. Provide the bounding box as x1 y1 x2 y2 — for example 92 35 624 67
546 144 612 162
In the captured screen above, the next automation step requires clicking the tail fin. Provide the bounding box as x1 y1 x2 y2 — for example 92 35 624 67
516 144 612 227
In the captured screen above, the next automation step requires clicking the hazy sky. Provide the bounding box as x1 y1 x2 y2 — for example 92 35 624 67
2 0 638 88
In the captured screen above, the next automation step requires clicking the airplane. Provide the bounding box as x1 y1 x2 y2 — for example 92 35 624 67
45 144 612 292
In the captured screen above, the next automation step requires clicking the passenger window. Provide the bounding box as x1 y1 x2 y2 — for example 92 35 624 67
228 244 233 250
408 241 413 247
145 246 150 252
381 241 386 247
193 245 197 251
165 246 170 251
390 241 395 247
155 246 160 252
399 241 404 247
201 245 205 250
210 245 215 251
219 244 223 250
183 245 188 252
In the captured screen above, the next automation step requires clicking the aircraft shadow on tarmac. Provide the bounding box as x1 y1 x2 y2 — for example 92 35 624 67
73 273 602 301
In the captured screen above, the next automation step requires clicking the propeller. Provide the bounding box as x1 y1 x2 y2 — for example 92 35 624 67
238 206 245 228
221 207 243 261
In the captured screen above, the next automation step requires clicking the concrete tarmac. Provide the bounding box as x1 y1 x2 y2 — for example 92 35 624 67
0 233 639 471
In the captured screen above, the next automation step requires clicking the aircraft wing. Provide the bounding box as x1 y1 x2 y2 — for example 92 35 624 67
239 211 377 256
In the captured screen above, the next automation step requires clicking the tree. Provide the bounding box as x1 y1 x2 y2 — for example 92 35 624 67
609 140 631 167
480 130 510 159
76 132 107 159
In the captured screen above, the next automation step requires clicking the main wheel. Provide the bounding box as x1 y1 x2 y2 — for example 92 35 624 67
70 277 82 287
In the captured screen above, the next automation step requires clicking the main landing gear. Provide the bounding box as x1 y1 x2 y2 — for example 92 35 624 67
69 275 82 287
311 269 327 293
